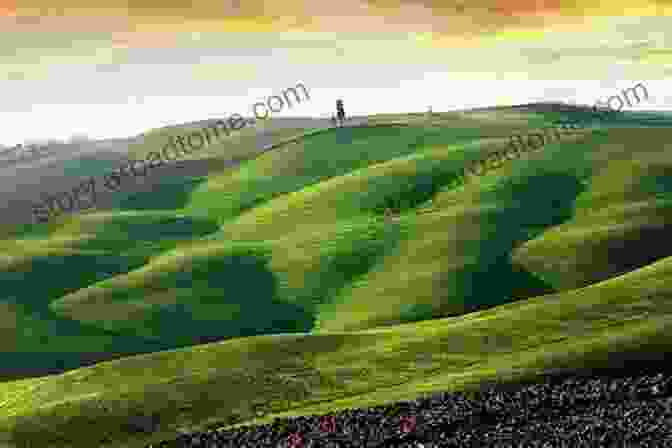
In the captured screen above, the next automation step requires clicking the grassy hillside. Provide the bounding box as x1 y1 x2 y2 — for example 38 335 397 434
2 254 672 447
1 107 671 447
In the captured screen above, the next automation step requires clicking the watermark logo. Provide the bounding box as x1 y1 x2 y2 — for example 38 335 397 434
459 82 651 183
28 82 311 225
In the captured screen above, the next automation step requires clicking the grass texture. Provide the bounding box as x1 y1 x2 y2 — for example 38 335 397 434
0 107 671 447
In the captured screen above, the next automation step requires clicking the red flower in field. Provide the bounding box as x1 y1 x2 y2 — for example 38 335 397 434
400 415 416 433
287 432 303 448
320 415 336 433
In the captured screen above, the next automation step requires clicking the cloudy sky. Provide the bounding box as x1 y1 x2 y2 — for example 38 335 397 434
1 0 671 145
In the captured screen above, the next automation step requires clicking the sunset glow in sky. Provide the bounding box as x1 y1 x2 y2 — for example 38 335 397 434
1 0 671 144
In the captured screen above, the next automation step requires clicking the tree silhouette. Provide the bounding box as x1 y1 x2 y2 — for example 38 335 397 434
336 99 345 127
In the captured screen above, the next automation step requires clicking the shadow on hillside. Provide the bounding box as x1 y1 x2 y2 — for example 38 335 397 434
0 215 203 380
0 250 313 380
432 171 585 317
0 346 166 383
581 222 672 288
511 160 672 289
115 176 207 211
373 168 462 216
1 254 148 310
295 217 406 316
144 252 314 347
1 213 219 310
70 214 220 253
0 254 169 379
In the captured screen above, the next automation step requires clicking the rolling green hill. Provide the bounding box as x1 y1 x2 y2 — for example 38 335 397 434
1 107 671 447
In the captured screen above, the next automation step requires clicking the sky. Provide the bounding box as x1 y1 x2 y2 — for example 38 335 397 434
1 0 671 145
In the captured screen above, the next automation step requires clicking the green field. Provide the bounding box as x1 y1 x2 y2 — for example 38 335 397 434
1 108 672 447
